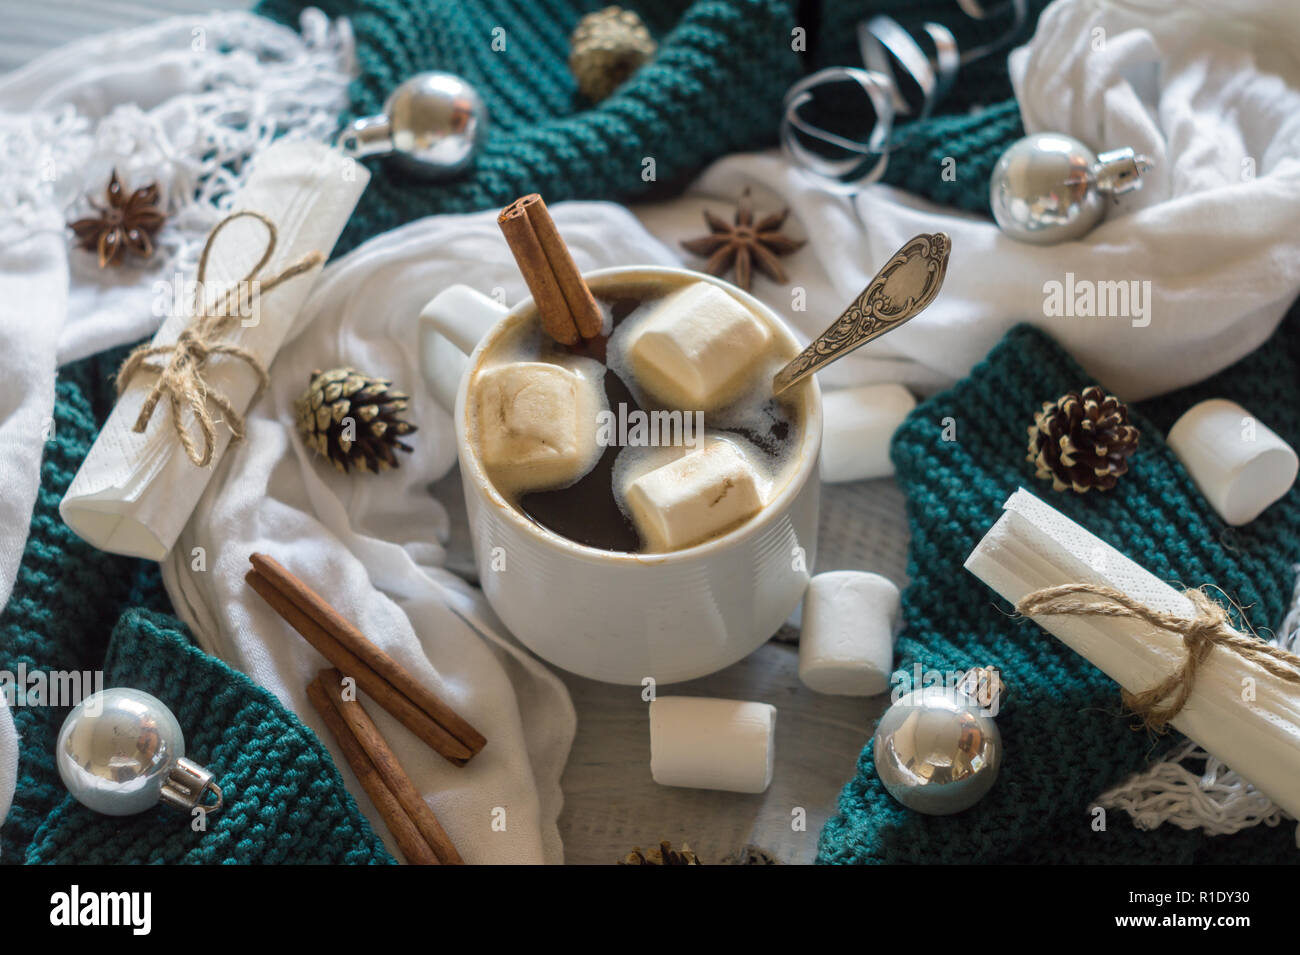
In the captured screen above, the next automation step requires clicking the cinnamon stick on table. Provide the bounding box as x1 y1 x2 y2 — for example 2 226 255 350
498 194 603 345
306 675 442 865
315 667 464 865
246 553 486 766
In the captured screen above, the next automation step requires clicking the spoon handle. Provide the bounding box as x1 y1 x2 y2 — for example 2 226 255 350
772 232 951 395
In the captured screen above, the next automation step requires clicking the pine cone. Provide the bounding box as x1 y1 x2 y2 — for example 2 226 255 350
1027 386 1139 492
295 367 417 474
720 844 783 865
617 841 701 865
569 6 656 102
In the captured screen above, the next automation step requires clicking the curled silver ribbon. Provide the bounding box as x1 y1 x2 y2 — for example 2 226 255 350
781 0 1028 192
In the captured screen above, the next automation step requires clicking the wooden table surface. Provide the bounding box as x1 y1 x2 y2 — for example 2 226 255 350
4 2 911 865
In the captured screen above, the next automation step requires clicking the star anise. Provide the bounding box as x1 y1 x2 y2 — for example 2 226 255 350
680 188 806 291
68 170 166 268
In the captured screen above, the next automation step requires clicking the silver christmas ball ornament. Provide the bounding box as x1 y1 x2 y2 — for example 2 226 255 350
338 72 488 179
874 667 1004 815
990 133 1151 244
56 688 222 816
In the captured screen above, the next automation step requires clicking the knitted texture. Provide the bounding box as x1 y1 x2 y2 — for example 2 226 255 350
0 349 393 865
254 0 1049 234
257 0 804 255
817 304 1300 864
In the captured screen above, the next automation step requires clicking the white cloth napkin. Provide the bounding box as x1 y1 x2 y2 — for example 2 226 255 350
0 116 70 828
0 10 353 366
868 0 1300 399
0 174 64 630
159 202 680 864
967 488 1300 821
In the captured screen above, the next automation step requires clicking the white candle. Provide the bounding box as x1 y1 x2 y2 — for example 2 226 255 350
61 141 368 560
964 487 1300 819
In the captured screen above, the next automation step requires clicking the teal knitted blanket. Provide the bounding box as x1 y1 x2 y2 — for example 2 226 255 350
259 0 803 255
256 0 1040 254
817 304 1300 864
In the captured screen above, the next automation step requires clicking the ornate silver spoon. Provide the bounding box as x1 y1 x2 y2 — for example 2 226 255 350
772 232 951 394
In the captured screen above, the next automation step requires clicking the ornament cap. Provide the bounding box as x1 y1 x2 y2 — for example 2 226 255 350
337 113 394 160
1094 147 1152 196
160 756 224 814
957 666 1006 711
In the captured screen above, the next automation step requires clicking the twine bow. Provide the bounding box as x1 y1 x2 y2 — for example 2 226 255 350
1016 583 1300 732
116 210 324 467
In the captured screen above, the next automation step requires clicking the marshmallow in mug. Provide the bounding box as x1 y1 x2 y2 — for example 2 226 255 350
798 571 901 696
624 439 764 551
820 384 916 483
472 358 607 493
1166 399 1298 526
649 696 776 793
626 281 772 411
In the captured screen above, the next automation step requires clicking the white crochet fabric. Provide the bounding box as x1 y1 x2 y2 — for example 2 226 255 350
0 7 354 364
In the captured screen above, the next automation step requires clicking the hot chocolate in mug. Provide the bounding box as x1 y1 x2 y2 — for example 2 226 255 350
418 266 822 684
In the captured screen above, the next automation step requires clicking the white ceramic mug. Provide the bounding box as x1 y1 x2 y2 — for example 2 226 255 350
418 266 822 684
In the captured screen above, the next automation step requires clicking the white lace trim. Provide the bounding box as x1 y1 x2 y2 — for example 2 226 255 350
0 7 353 276
1095 565 1300 847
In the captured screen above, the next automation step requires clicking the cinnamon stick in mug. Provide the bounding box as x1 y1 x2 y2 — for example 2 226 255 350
498 194 603 344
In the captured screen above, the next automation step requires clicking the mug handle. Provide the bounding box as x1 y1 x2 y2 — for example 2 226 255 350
418 285 509 412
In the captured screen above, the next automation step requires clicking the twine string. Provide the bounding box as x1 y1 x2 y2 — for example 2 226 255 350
1016 583 1300 732
116 210 324 467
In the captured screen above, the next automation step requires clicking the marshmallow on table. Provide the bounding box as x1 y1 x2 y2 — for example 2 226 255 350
1166 399 1298 526
625 440 762 551
627 281 771 410
820 384 916 483
649 696 776 793
473 360 602 491
799 571 901 696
